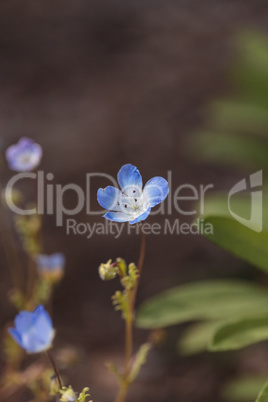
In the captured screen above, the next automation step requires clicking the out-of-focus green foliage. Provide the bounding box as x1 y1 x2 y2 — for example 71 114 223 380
256 381 268 402
137 32 268 366
191 32 268 170
203 216 268 272
202 192 268 272
177 321 222 356
222 376 268 402
192 131 268 169
190 33 268 277
209 316 268 351
136 280 268 329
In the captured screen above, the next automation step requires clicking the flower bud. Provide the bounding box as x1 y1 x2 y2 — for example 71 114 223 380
60 387 77 401
99 259 118 281
116 257 127 277
50 374 59 396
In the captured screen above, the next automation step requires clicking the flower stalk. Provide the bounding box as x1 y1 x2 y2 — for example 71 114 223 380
47 350 62 390
115 229 146 402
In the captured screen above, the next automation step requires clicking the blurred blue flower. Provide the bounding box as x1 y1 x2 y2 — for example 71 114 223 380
35 253 65 282
6 137 42 172
97 164 169 224
9 305 55 353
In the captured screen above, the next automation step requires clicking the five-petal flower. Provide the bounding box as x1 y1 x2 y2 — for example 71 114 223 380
9 305 55 353
6 137 42 172
97 164 169 224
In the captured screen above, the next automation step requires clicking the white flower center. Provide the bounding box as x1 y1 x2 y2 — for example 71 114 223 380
18 151 34 165
118 190 148 219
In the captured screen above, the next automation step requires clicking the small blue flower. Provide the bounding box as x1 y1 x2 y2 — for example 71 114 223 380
35 253 65 282
9 305 55 353
97 164 169 224
6 137 42 172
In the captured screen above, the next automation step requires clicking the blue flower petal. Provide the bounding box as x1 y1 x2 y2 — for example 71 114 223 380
33 305 53 328
143 177 169 207
32 305 54 346
19 137 35 148
129 207 151 224
117 164 142 196
21 328 49 353
9 305 54 354
103 211 132 222
50 253 65 268
15 311 33 333
97 186 123 211
8 328 24 348
19 306 54 353
6 145 18 161
35 254 65 270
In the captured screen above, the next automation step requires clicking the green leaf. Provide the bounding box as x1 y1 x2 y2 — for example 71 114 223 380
202 193 268 231
222 376 268 402
106 361 124 383
203 216 268 273
209 316 268 351
192 131 268 169
233 32 268 104
178 321 222 355
128 343 151 383
136 280 268 329
209 101 268 137
256 381 268 402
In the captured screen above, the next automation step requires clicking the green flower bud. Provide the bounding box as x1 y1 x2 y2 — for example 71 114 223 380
116 258 127 277
99 259 118 281
60 386 77 401
50 374 59 396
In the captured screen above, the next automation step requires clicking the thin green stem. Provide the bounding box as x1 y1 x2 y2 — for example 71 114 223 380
131 230 146 314
124 317 132 374
115 381 128 402
115 228 146 402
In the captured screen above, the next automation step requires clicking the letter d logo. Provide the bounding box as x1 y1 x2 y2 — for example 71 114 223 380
228 170 263 233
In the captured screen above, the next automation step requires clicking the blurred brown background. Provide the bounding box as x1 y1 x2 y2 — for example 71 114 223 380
0 1 268 401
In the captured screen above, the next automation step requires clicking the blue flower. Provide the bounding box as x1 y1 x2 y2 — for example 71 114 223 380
8 305 55 353
97 164 169 224
6 137 42 172
35 253 65 282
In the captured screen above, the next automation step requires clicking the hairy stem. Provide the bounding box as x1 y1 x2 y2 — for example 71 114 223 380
131 230 146 314
115 228 146 402
124 317 132 374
